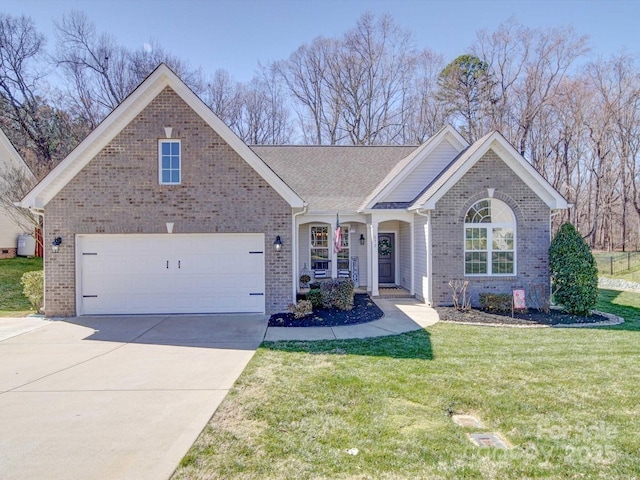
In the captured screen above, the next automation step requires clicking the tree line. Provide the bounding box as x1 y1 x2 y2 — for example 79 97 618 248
1 10 639 251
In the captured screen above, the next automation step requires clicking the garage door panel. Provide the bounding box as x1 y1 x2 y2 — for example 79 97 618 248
77 234 266 315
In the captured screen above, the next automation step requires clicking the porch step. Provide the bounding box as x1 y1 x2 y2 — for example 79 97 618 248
376 287 414 299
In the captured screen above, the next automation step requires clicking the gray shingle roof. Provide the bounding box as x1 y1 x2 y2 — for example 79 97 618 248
251 145 417 212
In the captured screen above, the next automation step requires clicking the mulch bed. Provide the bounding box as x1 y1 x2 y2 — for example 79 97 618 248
269 294 610 328
435 307 610 326
268 293 384 327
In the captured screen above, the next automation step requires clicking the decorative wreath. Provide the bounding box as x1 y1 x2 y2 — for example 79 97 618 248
378 238 393 256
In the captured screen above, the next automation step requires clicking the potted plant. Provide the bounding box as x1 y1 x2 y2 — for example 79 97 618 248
300 273 311 288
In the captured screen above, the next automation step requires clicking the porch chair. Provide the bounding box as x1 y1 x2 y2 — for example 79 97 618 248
313 269 328 279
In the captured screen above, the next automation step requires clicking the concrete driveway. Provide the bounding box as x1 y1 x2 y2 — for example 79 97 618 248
0 314 268 480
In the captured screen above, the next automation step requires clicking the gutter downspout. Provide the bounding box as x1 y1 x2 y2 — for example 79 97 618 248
416 208 431 305
292 204 308 303
549 206 570 241
27 206 45 311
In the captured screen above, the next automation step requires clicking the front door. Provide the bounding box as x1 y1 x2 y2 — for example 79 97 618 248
378 233 395 284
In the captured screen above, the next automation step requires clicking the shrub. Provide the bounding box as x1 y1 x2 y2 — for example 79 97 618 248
320 278 354 311
287 300 313 319
528 283 550 313
21 270 43 313
549 222 598 316
479 293 512 312
306 288 323 309
448 279 471 311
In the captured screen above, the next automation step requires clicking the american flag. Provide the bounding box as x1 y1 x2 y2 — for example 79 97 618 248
333 214 342 253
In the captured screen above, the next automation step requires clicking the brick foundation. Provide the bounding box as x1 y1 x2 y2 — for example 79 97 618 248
0 247 17 259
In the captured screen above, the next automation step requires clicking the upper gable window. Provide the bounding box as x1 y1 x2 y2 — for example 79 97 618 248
464 198 516 275
159 139 181 185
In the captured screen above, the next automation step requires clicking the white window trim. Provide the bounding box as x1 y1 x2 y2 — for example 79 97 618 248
336 224 350 272
158 139 181 185
464 199 516 276
309 224 330 271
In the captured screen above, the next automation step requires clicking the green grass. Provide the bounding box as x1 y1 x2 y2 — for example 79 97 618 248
0 257 42 316
173 290 640 479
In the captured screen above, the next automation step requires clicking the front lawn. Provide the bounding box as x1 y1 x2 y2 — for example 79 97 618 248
0 257 43 316
173 290 640 479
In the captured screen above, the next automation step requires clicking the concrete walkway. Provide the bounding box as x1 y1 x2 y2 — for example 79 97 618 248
264 298 439 341
0 314 267 480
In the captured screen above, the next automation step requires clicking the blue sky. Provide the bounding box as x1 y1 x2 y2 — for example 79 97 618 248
1 0 638 82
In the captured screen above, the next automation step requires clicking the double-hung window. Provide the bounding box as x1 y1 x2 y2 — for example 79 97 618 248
337 225 349 270
159 139 181 185
310 225 329 271
464 199 515 275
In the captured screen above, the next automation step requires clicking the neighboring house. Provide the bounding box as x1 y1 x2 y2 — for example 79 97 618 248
20 65 568 317
0 128 35 258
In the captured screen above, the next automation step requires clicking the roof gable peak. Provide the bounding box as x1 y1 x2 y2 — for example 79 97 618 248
360 124 468 210
21 63 303 209
410 131 569 211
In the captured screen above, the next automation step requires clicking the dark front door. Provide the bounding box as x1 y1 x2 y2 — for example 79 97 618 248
378 233 395 284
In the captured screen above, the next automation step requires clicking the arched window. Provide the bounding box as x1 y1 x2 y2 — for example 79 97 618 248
464 199 516 275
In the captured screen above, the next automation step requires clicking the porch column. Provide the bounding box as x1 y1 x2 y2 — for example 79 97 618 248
370 221 379 296
426 210 433 305
331 218 338 279
410 216 415 296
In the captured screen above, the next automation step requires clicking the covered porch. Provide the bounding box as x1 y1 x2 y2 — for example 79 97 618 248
293 211 418 299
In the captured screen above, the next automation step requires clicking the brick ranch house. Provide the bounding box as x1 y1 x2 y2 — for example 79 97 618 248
20 64 569 317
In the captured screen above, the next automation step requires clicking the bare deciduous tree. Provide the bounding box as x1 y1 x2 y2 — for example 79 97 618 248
337 13 416 145
236 65 292 145
402 49 448 144
0 14 69 171
276 37 343 144
473 21 589 156
201 69 243 132
55 11 200 129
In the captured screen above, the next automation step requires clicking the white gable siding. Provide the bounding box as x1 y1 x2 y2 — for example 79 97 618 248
382 139 460 203
0 131 33 249
0 213 22 249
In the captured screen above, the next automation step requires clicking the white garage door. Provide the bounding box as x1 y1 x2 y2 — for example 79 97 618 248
76 234 265 315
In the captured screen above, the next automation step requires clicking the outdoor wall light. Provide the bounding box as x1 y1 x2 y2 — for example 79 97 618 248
359 234 365 245
274 235 283 252
51 236 62 253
